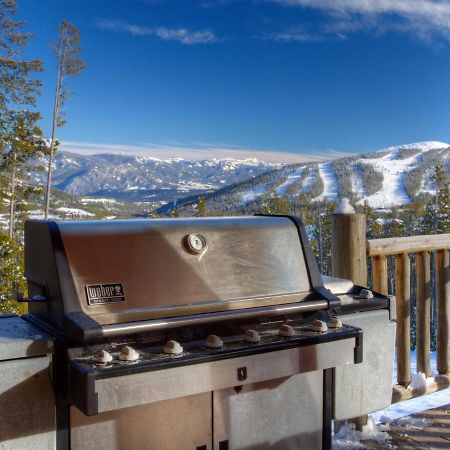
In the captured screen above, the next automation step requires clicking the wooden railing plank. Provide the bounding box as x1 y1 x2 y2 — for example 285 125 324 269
367 234 450 257
372 255 388 295
395 253 411 386
416 251 431 377
437 250 450 374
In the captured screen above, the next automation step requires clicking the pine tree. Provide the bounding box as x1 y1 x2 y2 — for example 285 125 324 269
310 200 336 274
358 200 383 239
0 0 45 239
195 196 208 217
1 112 47 238
0 229 26 314
435 165 450 233
257 195 290 215
421 165 450 235
44 20 85 218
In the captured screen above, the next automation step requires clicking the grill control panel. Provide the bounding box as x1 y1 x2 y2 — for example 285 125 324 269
68 317 355 372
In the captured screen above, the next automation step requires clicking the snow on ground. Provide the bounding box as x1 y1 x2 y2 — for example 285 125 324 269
176 181 216 192
356 141 449 208
301 172 316 193
350 165 365 199
418 168 437 196
314 163 339 202
240 183 268 205
357 150 421 209
380 141 448 154
333 416 393 449
333 350 450 449
276 166 306 196
56 207 95 217
80 198 117 204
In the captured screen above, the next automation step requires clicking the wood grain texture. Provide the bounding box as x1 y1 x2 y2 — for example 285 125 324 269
395 253 411 386
367 233 450 256
392 375 450 403
372 255 388 295
416 251 431 377
332 213 367 286
437 250 450 374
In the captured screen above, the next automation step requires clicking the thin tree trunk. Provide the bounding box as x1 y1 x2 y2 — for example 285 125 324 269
44 41 64 219
8 151 16 239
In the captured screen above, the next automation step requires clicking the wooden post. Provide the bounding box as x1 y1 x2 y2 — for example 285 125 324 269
437 250 450 374
416 251 431 377
331 200 367 286
395 253 411 386
372 255 389 295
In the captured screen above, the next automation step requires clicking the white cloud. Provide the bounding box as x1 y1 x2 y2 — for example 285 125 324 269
95 19 217 45
60 140 347 163
270 0 450 43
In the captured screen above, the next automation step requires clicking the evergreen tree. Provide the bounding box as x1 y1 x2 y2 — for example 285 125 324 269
195 196 208 217
435 165 450 233
0 229 26 314
44 20 85 218
310 200 336 274
258 195 290 215
421 165 450 234
0 0 45 238
358 200 383 239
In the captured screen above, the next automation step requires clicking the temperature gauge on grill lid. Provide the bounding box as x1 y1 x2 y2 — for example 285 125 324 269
184 234 208 254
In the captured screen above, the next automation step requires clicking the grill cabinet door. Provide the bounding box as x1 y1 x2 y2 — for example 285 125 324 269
70 392 212 450
213 371 324 450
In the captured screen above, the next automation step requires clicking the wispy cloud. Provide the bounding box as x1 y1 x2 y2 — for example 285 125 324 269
60 140 347 163
269 0 450 44
95 18 217 45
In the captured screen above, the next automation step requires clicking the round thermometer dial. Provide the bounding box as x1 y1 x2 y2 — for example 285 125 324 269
185 234 208 254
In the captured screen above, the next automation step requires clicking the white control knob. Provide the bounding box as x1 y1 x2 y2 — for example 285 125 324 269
278 324 295 337
96 349 113 364
243 329 260 343
360 289 374 300
164 340 184 355
329 317 343 329
119 346 139 361
205 334 223 348
311 320 328 332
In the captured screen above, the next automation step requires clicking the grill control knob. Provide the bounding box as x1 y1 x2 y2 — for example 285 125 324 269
278 324 295 337
164 340 184 355
311 320 328 332
243 329 260 343
119 346 139 361
360 289 374 300
329 317 343 329
205 334 223 348
96 350 113 364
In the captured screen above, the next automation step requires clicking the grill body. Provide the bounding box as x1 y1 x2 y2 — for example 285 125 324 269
22 215 380 450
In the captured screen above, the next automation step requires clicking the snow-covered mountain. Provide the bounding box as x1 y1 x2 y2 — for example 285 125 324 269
31 151 280 204
160 141 450 214
30 141 450 212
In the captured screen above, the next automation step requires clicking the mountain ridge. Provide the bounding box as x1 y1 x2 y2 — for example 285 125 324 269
157 141 450 215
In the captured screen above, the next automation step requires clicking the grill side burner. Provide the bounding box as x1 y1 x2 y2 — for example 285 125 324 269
22 215 377 450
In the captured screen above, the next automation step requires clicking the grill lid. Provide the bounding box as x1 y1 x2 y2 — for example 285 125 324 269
24 215 337 342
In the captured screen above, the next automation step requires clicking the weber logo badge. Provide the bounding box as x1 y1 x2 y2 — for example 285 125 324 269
86 283 125 305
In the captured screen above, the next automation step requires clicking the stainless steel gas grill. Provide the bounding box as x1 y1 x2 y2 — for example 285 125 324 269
23 215 367 450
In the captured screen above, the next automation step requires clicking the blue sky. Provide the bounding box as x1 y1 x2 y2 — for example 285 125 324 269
17 0 450 162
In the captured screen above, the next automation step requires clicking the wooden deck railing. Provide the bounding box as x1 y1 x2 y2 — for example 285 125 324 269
367 234 450 402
